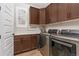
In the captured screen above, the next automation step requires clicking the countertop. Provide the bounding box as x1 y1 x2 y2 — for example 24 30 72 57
15 32 79 42
14 32 40 35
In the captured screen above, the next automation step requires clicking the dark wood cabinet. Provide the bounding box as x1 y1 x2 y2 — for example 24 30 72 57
58 3 79 21
39 8 46 24
14 36 23 54
46 4 51 24
46 3 79 24
31 35 38 49
22 35 31 51
46 4 58 24
57 3 68 22
68 3 79 20
30 6 39 24
30 3 79 24
50 4 58 23
14 34 39 55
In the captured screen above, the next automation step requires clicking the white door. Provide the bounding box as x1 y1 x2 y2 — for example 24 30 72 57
0 3 14 56
0 3 3 56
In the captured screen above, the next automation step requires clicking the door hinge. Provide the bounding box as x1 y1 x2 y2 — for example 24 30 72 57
0 35 1 39
0 6 1 11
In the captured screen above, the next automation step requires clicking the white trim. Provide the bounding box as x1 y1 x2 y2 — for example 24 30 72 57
15 7 28 27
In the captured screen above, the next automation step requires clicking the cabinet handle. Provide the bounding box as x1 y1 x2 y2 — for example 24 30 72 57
67 13 69 18
69 12 71 18
67 12 71 18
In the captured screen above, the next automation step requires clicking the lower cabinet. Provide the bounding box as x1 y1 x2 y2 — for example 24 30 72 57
14 36 23 54
14 34 39 55
22 35 32 52
31 35 38 49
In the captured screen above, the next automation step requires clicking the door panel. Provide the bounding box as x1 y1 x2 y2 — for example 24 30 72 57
46 4 58 24
58 3 68 22
0 3 14 56
49 4 57 23
0 4 3 56
14 37 22 54
39 8 46 24
70 4 79 19
31 35 38 49
30 7 40 24
22 35 31 51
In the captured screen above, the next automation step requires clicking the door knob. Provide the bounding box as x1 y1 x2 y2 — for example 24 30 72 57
12 33 14 36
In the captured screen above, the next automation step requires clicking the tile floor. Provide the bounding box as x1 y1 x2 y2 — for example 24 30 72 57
16 49 42 56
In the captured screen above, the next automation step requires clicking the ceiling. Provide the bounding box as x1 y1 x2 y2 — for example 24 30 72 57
28 3 50 8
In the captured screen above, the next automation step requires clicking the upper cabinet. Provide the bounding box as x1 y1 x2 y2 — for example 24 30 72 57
57 3 68 22
39 8 46 24
46 3 68 23
46 4 58 24
30 6 46 24
50 4 58 23
68 3 79 20
30 6 40 24
46 3 79 23
58 3 79 21
30 3 79 24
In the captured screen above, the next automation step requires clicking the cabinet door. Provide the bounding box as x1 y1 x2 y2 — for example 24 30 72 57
69 3 79 19
46 4 58 24
50 4 58 23
58 3 68 22
39 8 46 24
46 6 50 24
14 36 22 54
31 35 38 49
30 7 39 24
22 35 31 51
